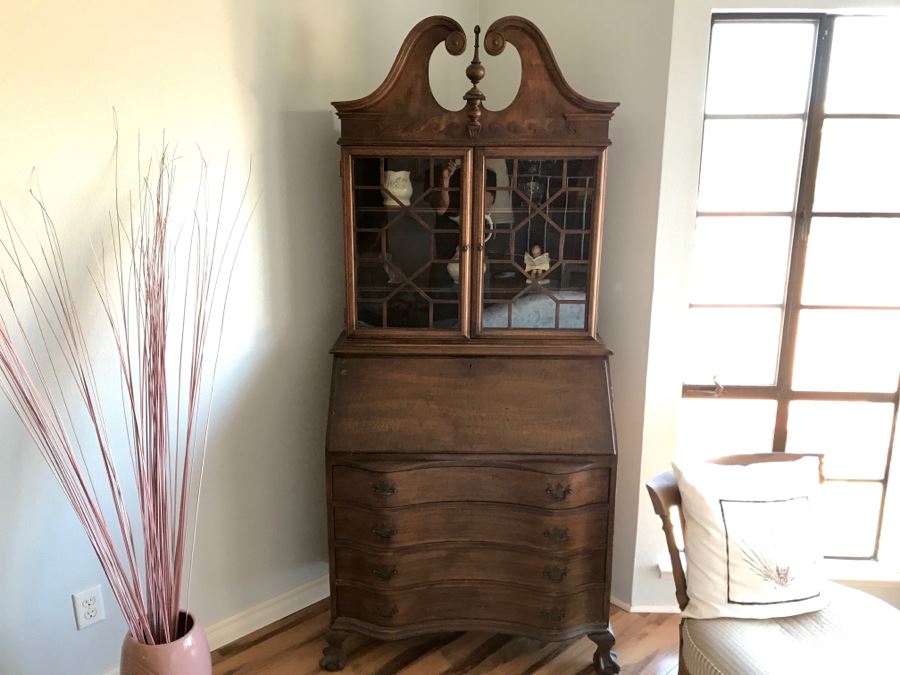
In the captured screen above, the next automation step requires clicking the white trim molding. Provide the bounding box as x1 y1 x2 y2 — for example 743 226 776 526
205 573 330 650
100 573 330 675
611 594 680 614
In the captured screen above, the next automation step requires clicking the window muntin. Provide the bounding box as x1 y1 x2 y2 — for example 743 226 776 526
682 14 900 561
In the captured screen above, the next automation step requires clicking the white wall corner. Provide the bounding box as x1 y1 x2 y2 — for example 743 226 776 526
99 573 330 675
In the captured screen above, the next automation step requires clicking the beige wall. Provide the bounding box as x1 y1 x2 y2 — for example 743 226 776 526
0 2 476 674
0 4 678 672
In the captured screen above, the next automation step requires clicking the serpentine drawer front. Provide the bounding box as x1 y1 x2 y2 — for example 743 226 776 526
335 583 608 632
332 502 608 553
334 546 606 590
332 463 611 509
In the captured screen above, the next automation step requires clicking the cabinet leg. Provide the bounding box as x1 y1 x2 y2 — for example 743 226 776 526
320 629 350 671
589 626 620 674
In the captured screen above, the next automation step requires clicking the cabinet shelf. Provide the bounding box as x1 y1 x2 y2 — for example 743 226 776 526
355 206 449 214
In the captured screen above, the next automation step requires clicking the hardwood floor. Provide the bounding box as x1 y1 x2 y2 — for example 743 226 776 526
212 600 680 675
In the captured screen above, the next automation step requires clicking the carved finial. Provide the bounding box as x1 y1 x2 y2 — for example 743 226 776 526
463 25 486 139
471 25 482 64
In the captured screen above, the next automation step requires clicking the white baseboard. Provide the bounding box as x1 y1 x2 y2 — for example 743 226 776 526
205 572 330 649
100 573 330 675
611 594 680 614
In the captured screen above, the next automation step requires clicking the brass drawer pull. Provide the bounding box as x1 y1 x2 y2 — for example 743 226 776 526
371 564 398 580
378 604 399 618
371 524 397 541
540 607 567 624
546 482 572 502
543 527 569 543
543 565 568 583
372 480 397 496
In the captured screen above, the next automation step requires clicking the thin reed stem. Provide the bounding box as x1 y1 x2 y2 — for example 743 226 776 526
0 135 249 645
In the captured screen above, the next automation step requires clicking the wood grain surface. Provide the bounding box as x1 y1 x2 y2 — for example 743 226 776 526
212 599 679 675
332 464 610 510
327 357 614 455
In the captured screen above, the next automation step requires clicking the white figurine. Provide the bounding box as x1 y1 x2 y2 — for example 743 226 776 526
446 247 461 285
382 253 404 284
524 244 550 284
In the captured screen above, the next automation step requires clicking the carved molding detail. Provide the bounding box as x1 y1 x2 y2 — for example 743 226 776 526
463 25 486 139
331 15 618 146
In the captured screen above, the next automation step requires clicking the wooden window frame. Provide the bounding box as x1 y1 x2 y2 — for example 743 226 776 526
683 13 900 561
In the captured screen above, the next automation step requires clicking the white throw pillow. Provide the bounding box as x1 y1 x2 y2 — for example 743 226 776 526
673 457 827 619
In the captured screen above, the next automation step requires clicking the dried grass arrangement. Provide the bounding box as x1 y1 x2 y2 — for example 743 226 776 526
0 135 252 646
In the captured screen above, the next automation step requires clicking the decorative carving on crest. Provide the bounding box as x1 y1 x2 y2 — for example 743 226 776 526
463 25 486 139
332 15 618 147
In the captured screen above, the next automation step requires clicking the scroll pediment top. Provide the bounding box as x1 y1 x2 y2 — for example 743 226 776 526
332 15 618 146
483 16 619 116
332 15 467 115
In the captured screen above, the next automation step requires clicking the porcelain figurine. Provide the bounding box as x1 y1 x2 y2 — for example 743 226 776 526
446 247 461 284
382 253 404 284
382 170 413 206
524 244 550 284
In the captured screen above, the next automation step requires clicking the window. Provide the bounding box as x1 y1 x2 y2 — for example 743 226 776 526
680 14 900 561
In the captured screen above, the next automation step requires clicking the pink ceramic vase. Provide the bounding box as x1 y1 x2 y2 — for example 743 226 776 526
120 612 211 675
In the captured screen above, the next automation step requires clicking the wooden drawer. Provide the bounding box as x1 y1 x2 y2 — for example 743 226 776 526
336 583 606 631
334 546 605 590
332 464 610 509
333 503 607 553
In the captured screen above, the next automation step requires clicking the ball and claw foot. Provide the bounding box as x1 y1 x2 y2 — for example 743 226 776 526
320 629 349 671
589 629 621 674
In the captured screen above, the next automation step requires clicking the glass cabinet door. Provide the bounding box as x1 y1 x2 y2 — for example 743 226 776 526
348 151 471 333
475 154 602 333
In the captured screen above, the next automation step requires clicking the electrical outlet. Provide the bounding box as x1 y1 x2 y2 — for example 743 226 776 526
72 585 105 630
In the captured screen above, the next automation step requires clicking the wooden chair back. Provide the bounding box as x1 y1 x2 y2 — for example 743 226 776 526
645 453 825 611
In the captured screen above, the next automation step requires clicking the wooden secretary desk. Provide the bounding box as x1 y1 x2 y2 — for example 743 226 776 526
322 15 620 674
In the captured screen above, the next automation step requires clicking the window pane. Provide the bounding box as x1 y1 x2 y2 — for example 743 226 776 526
706 21 816 114
821 481 883 558
677 399 777 460
786 401 895 479
813 119 900 213
802 217 900 307
352 155 465 331
698 120 804 212
793 309 900 392
684 308 782 385
690 216 791 304
826 16 900 114
480 158 594 331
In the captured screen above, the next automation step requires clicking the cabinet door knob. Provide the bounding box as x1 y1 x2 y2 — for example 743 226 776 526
543 565 569 583
371 524 397 541
378 604 399 618
477 243 484 251
546 483 572 502
543 527 569 543
371 564 398 580
461 244 469 252
372 480 397 496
